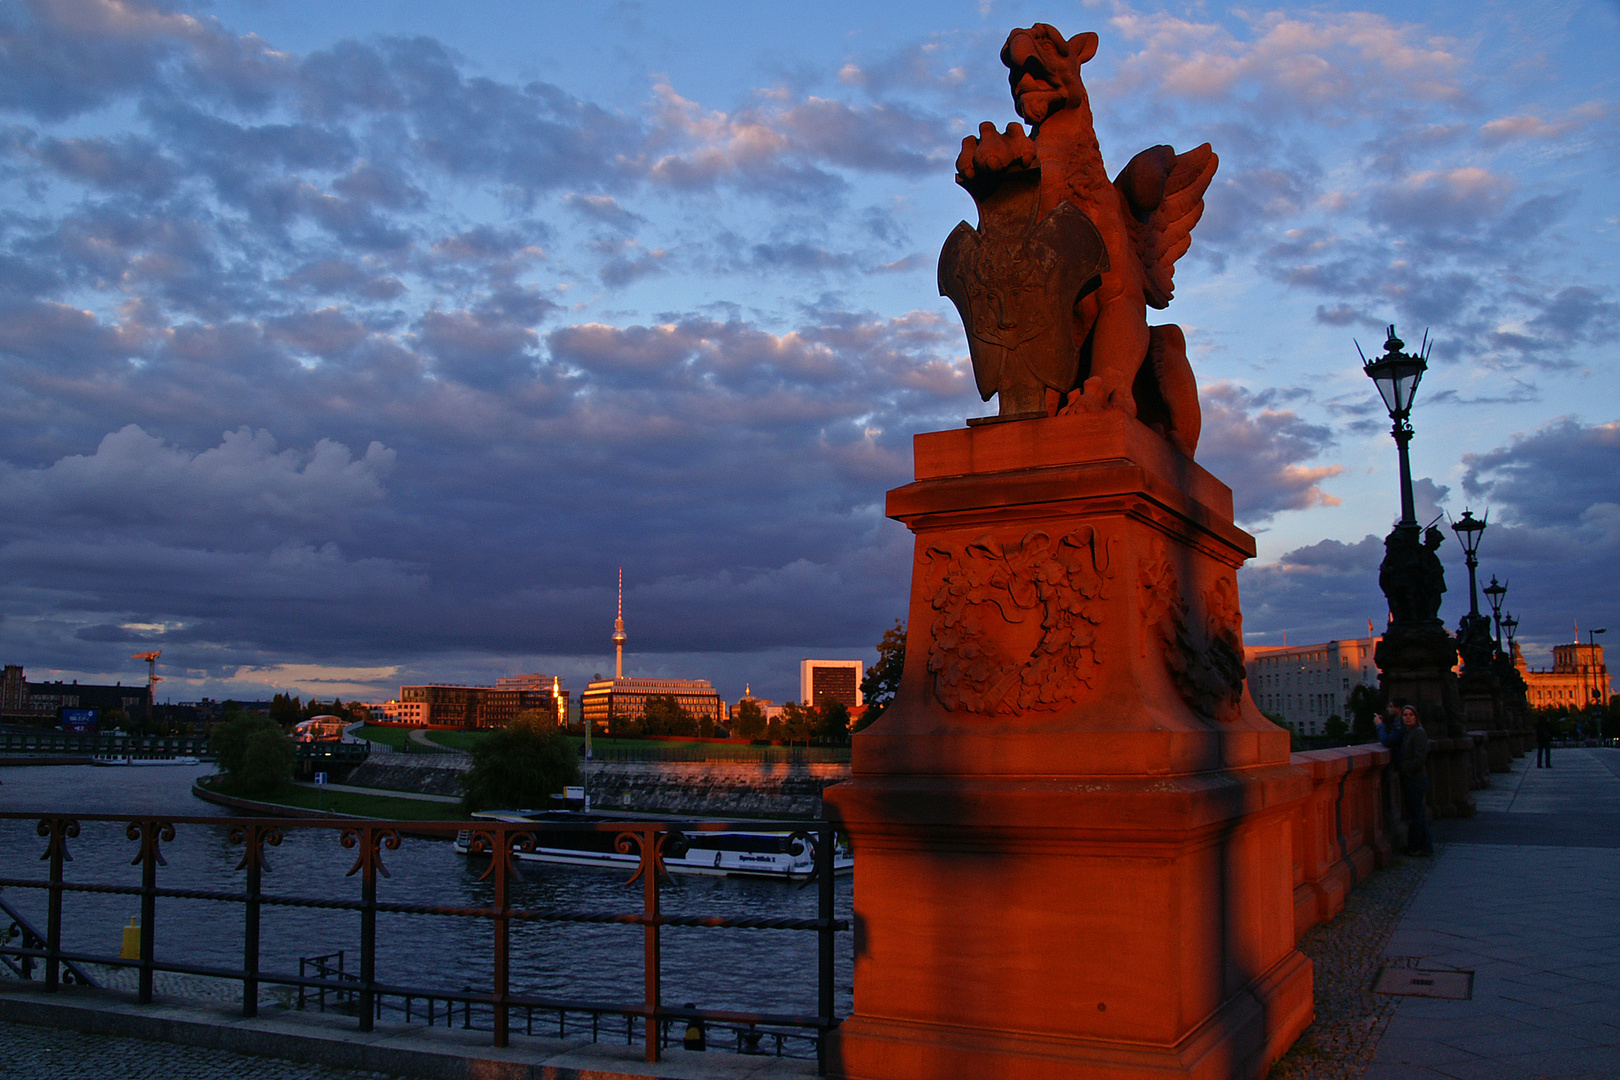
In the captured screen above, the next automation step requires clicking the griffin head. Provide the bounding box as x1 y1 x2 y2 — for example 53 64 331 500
1001 24 1097 127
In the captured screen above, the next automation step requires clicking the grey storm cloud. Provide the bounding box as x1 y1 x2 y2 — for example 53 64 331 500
1461 418 1620 528
1238 534 1388 646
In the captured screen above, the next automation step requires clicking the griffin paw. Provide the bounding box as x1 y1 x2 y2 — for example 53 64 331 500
956 122 1037 181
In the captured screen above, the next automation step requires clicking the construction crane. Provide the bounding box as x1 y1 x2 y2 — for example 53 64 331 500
131 651 162 718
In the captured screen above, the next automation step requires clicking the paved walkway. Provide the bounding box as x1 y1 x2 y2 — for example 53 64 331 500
291 779 461 803
1366 747 1620 1079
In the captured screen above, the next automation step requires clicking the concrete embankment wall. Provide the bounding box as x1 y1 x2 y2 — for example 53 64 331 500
344 754 851 818
343 753 469 797
582 761 849 819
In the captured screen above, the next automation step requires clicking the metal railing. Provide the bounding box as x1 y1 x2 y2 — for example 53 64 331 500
0 813 846 1071
0 732 211 756
0 893 98 987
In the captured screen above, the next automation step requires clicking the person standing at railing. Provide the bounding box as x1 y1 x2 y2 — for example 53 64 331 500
1375 700 1403 751
1399 702 1433 856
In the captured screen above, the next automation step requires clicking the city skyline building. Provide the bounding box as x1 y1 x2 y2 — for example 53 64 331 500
1 664 152 725
581 676 726 731
800 659 863 709
1244 636 1381 736
389 676 569 728
1515 642 1610 711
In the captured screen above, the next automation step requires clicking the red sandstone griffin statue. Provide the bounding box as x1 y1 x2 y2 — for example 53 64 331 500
939 25 1216 456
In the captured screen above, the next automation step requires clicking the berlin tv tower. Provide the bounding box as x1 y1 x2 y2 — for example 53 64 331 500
613 568 627 679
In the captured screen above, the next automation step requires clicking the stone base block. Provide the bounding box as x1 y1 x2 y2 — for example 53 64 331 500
827 769 1312 1080
834 948 1311 1080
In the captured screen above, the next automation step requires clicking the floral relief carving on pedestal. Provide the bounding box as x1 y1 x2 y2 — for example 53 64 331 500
923 526 1113 714
1139 537 1246 722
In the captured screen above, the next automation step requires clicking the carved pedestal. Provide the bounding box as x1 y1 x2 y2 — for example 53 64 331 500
826 413 1312 1080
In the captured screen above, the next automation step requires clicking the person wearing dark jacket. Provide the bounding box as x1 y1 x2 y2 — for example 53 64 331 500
1535 715 1554 768
1399 703 1432 856
1375 701 1403 752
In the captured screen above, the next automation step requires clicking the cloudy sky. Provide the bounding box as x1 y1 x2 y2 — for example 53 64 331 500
1 0 1616 707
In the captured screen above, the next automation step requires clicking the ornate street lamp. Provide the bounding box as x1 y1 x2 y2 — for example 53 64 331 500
1360 325 1432 529
1502 612 1519 651
1590 627 1609 709
1483 575 1507 649
1451 509 1487 618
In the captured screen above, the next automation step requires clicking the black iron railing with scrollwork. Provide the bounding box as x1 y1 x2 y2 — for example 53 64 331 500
0 813 846 1072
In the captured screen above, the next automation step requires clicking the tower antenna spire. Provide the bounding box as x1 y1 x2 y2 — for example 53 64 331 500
613 568 627 679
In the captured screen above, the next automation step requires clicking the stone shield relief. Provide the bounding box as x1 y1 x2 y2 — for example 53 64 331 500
922 527 1113 714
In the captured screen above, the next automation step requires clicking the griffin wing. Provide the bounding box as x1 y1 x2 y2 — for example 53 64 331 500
1117 143 1218 310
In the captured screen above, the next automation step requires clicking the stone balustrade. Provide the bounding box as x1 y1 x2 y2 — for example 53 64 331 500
1289 744 1395 941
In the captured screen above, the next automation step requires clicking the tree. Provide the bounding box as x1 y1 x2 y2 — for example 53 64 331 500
1346 683 1381 742
857 620 905 731
781 701 815 746
1324 715 1349 739
211 712 294 796
269 693 301 725
815 700 851 744
461 711 581 813
642 694 696 737
732 699 766 740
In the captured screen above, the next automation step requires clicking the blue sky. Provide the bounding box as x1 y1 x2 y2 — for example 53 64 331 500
1 0 1616 706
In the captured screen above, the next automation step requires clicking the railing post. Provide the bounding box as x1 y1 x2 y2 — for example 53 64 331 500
642 826 661 1064
817 823 835 1075
232 822 279 1019
244 840 261 1016
359 828 377 1032
39 817 77 992
127 819 173 1005
492 824 512 1048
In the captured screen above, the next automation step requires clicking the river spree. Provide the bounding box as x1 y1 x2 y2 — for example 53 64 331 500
0 764 852 1022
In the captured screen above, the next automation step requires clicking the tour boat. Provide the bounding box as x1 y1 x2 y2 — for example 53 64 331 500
453 810 851 881
91 753 203 766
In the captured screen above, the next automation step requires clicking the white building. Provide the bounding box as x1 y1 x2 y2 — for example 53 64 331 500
800 659 863 708
1244 636 1381 736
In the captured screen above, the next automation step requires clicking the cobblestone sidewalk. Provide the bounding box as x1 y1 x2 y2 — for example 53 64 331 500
1267 851 1437 1080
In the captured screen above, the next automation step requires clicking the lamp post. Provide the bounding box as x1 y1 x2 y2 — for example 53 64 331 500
1483 575 1507 651
1502 612 1518 653
1360 326 1431 530
1590 627 1608 711
1451 510 1487 618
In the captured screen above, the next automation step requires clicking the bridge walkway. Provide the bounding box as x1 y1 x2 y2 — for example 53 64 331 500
1364 746 1620 1079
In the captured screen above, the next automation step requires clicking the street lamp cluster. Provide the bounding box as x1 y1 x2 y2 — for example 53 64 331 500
1362 325 1607 734
1359 326 1525 662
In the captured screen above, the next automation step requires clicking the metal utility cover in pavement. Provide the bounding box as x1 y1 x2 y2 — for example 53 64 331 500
1373 966 1474 999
